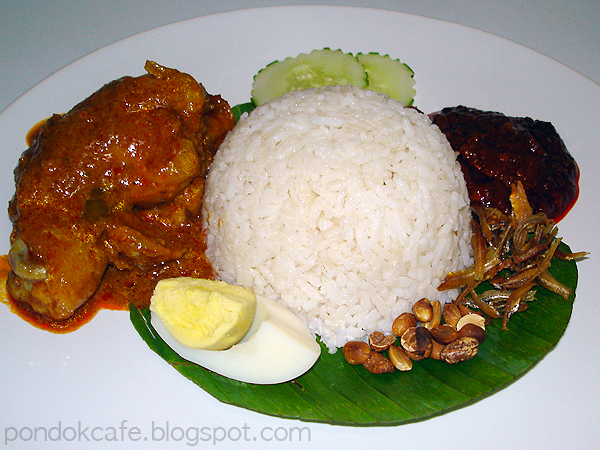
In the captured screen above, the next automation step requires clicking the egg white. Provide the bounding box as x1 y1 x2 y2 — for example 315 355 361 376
150 295 321 384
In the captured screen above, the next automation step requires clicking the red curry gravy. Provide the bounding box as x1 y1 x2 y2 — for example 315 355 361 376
3 120 215 332
5 116 216 331
0 122 131 331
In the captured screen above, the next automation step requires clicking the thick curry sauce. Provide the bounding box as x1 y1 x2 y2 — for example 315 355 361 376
5 114 216 332
5 62 233 331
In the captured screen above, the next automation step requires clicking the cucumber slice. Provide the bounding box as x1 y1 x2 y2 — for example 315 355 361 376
357 53 416 106
251 48 368 106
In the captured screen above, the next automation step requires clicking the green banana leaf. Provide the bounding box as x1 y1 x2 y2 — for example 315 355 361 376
231 102 255 122
130 245 577 426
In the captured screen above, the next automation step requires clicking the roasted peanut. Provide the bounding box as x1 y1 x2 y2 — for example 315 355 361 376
388 344 413 371
401 326 433 360
404 350 426 361
430 340 444 360
343 341 371 365
457 322 486 343
442 302 462 328
392 312 417 337
363 351 394 374
368 331 395 352
456 313 485 331
440 336 479 364
424 300 442 330
412 298 433 323
344 294 490 373
431 323 459 344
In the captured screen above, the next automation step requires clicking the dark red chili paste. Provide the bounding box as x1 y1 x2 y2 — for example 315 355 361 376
430 106 580 222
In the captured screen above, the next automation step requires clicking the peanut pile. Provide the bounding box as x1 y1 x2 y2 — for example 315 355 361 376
342 298 486 374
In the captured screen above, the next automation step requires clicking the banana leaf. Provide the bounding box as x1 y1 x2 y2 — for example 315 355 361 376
130 244 578 426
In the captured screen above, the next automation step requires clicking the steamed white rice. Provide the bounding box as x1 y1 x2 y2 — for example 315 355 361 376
203 85 472 352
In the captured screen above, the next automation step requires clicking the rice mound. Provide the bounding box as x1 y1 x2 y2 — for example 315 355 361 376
203 85 472 352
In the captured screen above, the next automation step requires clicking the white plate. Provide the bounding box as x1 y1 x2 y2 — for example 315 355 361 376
1 6 598 450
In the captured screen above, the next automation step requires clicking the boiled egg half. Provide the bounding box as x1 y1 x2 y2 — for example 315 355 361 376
149 277 321 384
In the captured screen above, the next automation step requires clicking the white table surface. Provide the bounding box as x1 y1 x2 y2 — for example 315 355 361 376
1 1 599 449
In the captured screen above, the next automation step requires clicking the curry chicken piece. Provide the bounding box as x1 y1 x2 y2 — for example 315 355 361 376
7 61 235 321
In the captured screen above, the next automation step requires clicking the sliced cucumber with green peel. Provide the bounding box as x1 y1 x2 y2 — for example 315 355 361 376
251 48 367 106
251 49 416 107
357 52 416 106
